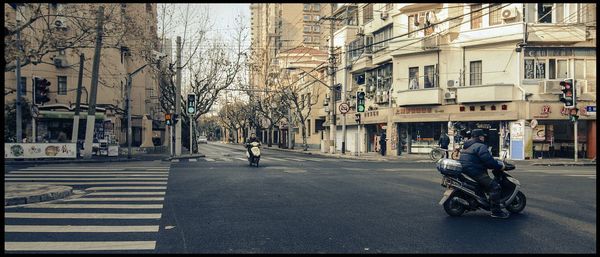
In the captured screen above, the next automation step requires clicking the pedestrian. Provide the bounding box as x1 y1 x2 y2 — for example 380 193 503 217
439 131 450 158
57 131 68 143
379 132 387 156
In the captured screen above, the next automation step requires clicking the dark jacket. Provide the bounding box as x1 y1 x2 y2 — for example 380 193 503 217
439 134 450 148
458 138 503 177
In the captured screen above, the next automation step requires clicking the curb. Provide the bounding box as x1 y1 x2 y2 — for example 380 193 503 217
5 185 73 206
531 163 596 166
164 154 206 161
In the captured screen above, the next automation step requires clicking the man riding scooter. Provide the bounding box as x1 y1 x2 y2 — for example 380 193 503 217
246 133 260 159
458 129 509 219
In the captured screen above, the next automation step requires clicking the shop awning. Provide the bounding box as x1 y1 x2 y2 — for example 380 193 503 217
399 3 443 13
38 110 106 120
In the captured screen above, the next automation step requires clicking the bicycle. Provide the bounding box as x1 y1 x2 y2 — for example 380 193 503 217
430 146 461 161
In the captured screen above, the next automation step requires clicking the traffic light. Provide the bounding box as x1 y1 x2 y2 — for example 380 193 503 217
35 78 51 105
559 78 576 108
187 93 196 114
356 91 365 112
355 113 361 123
165 113 172 126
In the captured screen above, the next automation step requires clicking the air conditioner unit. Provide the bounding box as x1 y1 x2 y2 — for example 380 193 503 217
53 57 68 68
444 91 456 100
380 11 389 20
447 80 460 87
356 27 364 36
501 6 518 20
54 17 68 30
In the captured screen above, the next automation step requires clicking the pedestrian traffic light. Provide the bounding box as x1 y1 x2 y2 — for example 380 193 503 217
355 113 361 123
187 93 196 114
559 78 576 108
356 91 365 112
35 78 51 105
165 113 172 126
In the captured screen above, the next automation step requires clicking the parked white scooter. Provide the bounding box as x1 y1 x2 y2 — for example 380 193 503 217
246 141 261 167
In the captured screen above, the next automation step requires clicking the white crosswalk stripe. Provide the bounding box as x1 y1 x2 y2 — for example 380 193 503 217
4 164 170 253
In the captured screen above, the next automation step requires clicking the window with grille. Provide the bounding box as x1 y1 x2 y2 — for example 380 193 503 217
313 25 320 32
373 25 392 52
304 4 310 11
363 4 373 23
58 76 68 95
424 65 436 88
304 25 311 32
524 59 545 79
538 3 553 23
469 61 482 86
471 4 482 29
489 4 502 26
385 3 393 11
348 38 364 61
303 15 310 21
313 4 320 11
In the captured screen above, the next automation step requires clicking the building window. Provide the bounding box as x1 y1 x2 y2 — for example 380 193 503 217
524 59 546 79
408 12 425 38
365 36 373 53
489 3 503 26
363 4 373 23
549 59 569 79
409 67 419 90
303 36 311 42
348 38 364 61
57 76 68 95
314 15 320 21
313 25 320 32
554 3 564 23
146 3 152 12
538 3 553 23
313 4 320 11
424 65 436 88
303 15 310 21
385 3 393 11
471 4 482 29
312 36 320 43
373 25 392 52
20 77 27 95
304 25 311 32
304 4 310 11
469 61 482 86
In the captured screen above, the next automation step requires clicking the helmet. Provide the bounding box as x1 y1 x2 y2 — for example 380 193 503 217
471 129 487 138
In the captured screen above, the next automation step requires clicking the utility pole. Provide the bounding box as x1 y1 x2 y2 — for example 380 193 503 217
71 53 85 147
83 6 104 159
288 107 293 149
574 119 578 162
175 36 182 156
342 43 348 154
328 3 336 154
15 16 22 143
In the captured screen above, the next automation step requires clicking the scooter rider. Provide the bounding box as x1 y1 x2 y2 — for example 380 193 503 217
246 133 260 158
458 129 509 219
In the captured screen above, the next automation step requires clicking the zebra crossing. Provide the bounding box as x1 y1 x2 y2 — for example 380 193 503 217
4 164 170 253
172 156 335 163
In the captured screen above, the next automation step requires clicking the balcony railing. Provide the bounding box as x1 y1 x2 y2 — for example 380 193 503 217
397 88 443 106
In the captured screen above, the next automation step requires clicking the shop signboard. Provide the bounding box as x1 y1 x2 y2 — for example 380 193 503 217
533 125 546 142
510 120 525 160
5 143 77 159
586 106 596 115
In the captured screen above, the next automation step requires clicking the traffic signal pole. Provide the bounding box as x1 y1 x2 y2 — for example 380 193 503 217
328 3 336 154
83 6 104 159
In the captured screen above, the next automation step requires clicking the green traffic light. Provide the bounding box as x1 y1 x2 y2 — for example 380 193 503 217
357 105 365 112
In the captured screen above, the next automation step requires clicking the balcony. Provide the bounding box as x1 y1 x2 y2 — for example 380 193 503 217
456 84 514 103
397 87 443 106
421 35 439 50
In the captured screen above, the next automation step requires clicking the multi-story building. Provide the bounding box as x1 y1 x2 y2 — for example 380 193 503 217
328 3 596 160
4 3 162 148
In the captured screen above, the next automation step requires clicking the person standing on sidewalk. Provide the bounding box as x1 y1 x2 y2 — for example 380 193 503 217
439 131 450 158
379 132 387 156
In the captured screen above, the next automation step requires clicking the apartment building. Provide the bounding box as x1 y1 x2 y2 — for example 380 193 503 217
329 3 596 160
4 3 162 147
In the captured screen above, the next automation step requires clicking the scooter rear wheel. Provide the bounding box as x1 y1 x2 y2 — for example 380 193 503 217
443 196 466 217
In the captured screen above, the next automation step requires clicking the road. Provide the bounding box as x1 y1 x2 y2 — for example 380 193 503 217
4 142 596 253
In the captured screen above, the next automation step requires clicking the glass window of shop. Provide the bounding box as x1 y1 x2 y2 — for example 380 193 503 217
533 120 588 158
407 122 447 154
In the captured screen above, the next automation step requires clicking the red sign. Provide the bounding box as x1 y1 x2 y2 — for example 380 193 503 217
534 105 551 118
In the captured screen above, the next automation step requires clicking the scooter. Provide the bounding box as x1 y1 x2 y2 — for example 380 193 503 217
246 141 261 167
436 152 526 217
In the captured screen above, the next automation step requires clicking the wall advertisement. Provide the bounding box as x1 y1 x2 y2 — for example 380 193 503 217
5 143 77 159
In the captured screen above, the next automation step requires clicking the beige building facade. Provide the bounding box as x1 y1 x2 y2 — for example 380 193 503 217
4 3 162 148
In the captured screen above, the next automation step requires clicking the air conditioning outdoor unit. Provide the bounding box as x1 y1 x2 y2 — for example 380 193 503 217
380 11 388 20
54 17 68 30
444 91 456 100
356 27 364 36
53 57 68 68
501 6 518 20
447 80 459 87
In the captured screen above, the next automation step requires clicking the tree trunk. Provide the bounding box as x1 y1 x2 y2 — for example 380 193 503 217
268 126 273 147
301 122 308 151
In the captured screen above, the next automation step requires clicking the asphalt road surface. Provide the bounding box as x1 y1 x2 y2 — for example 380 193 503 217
4 142 596 253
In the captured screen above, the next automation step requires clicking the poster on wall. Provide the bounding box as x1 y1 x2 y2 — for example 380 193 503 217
5 143 77 159
533 125 546 142
510 121 524 140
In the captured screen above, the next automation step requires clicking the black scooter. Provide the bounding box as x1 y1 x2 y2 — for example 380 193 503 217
436 153 526 217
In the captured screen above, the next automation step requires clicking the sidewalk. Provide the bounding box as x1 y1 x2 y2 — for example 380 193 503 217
216 142 596 166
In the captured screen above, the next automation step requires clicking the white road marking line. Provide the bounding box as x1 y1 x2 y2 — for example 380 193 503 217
205 158 215 162
5 177 168 181
171 159 180 162
5 174 169 177
24 204 164 209
5 225 159 233
11 182 168 185
265 157 287 162
86 186 167 191
4 241 156 251
286 158 306 162
65 197 164 201
235 157 247 161
220 158 232 162
20 168 126 171
87 192 165 196
189 158 197 162
10 171 168 174
4 212 162 219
